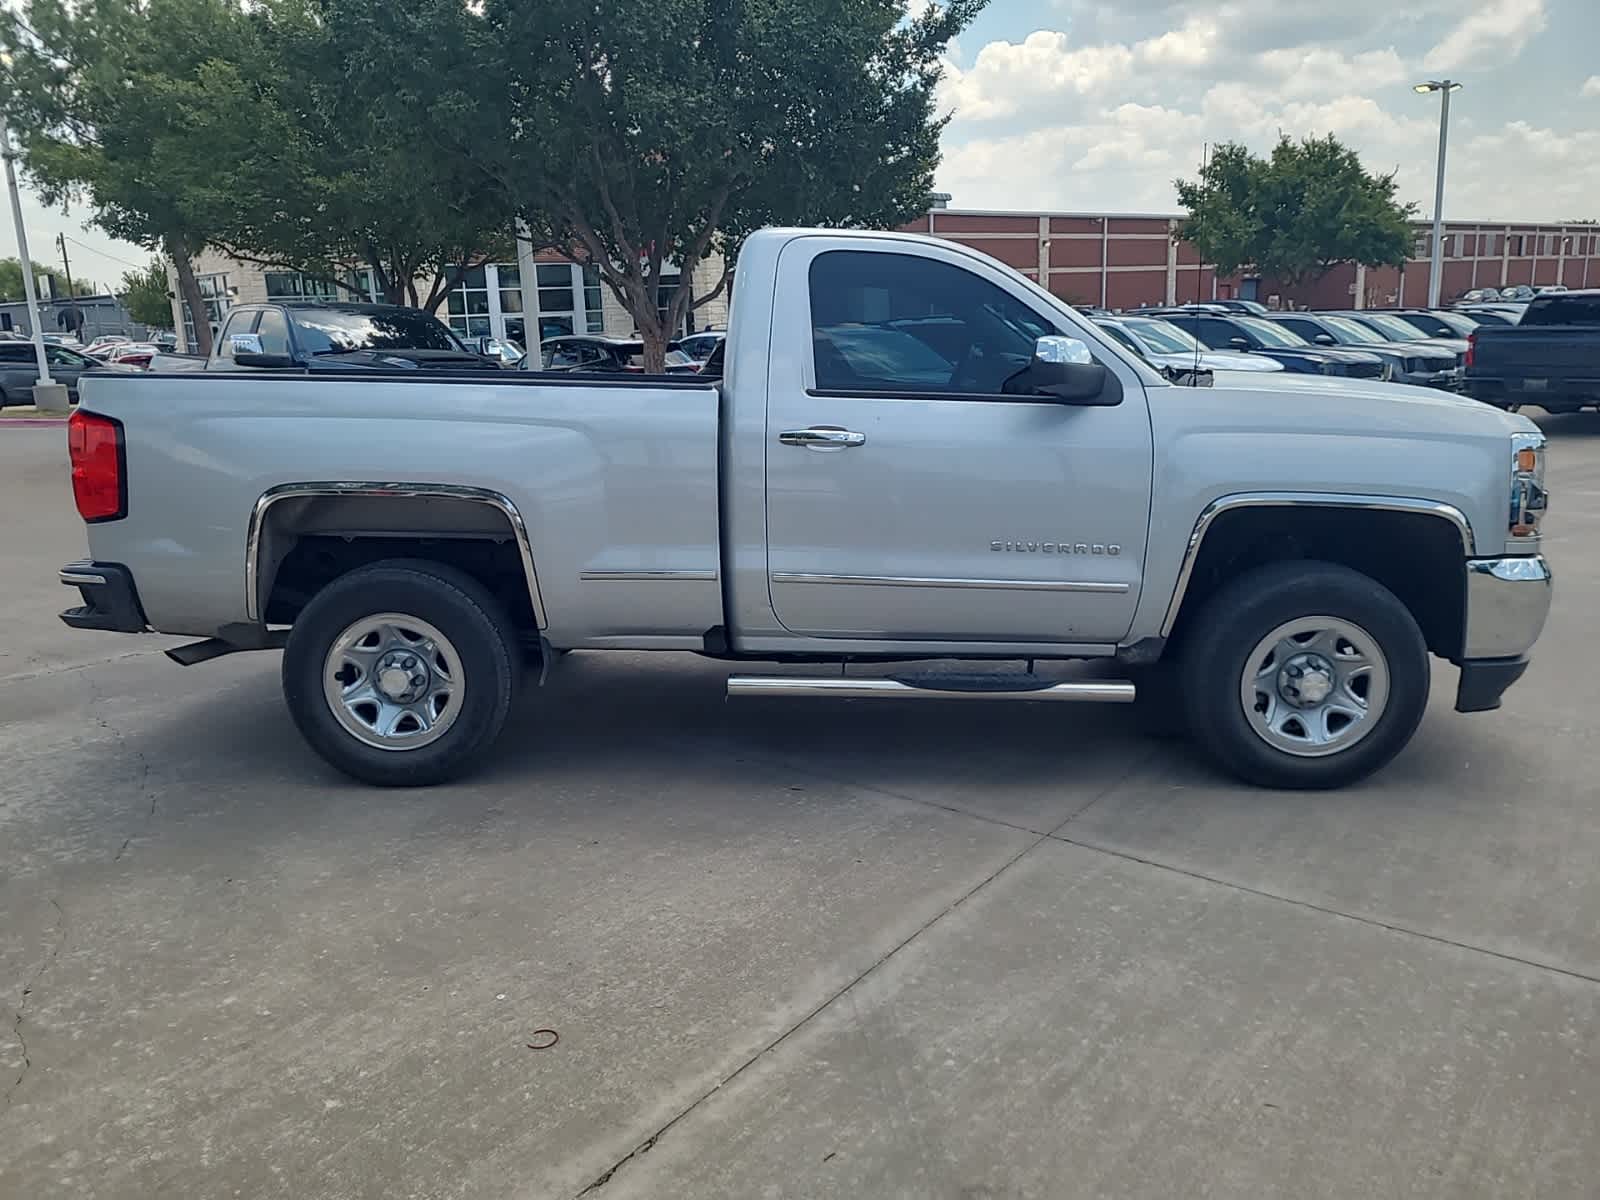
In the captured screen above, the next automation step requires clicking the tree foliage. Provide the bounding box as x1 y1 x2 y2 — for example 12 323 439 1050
1175 135 1416 285
119 260 175 328
4 0 977 365
473 0 983 368
199 0 513 308
0 257 92 303
1 0 264 351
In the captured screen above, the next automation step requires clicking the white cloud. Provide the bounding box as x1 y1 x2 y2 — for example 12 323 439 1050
933 2 1580 222
1423 0 1546 71
1255 47 1408 98
939 31 1133 122
1583 75 1600 97
1134 17 1220 69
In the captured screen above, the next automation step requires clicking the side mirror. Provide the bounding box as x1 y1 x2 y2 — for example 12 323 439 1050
228 332 264 356
1228 336 1251 350
1313 333 1336 345
1024 335 1120 406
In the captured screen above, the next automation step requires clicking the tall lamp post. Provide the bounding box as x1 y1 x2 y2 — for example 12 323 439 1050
1414 79 1462 309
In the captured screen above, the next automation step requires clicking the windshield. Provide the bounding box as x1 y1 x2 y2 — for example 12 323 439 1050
1124 318 1201 354
1351 313 1426 340
1319 315 1382 344
293 308 462 353
1420 310 1479 336
1235 316 1309 347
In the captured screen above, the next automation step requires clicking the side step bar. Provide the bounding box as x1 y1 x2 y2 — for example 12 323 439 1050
727 675 1136 703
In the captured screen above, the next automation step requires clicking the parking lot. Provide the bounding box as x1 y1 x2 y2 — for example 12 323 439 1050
3 415 1599 1198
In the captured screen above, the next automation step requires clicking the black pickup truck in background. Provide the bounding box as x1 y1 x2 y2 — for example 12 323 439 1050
1467 290 1600 413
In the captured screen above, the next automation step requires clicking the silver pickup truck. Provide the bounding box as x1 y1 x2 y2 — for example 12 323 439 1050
59 228 1552 790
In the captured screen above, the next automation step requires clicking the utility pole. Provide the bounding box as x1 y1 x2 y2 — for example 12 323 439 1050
0 109 64 411
56 230 83 340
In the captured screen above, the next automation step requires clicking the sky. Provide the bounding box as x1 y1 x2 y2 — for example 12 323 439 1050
3 0 1596 286
932 0 1600 222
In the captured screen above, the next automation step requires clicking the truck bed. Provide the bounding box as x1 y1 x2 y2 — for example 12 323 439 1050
76 370 724 647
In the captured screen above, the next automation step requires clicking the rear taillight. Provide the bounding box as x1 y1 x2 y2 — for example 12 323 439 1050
1465 332 1476 368
68 409 126 522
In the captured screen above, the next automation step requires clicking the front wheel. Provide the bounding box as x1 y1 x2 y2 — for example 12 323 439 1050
1180 561 1430 789
282 560 517 786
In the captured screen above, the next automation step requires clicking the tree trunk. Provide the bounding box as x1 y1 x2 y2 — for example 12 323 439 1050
638 319 668 374
166 237 213 356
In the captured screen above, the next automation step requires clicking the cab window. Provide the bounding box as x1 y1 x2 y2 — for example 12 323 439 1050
808 250 1067 395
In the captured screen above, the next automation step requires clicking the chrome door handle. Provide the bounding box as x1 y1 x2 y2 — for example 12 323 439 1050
779 427 867 450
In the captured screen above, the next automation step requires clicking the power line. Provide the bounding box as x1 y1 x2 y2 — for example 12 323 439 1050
59 234 152 273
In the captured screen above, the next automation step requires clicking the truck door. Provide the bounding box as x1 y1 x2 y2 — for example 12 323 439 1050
763 238 1154 645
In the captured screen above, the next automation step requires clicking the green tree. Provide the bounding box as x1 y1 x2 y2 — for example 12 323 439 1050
0 0 268 354
1176 135 1415 285
200 0 514 309
0 257 93 303
473 0 983 370
119 259 174 328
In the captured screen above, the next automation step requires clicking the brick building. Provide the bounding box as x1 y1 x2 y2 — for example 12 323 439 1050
902 208 1600 311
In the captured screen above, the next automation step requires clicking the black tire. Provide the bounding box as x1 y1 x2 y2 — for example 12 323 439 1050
1180 561 1430 789
282 559 517 786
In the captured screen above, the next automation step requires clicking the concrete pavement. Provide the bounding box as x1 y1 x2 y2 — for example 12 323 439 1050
3 416 1599 1198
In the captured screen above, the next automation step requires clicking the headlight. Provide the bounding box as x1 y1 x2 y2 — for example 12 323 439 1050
1509 431 1547 542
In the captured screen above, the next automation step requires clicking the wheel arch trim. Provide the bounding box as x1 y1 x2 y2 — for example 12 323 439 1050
245 482 548 628
1159 492 1476 638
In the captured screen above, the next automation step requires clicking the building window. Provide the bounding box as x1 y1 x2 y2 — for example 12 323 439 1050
264 269 380 303
1510 235 1524 256
1413 234 1429 260
445 265 493 338
1453 233 1466 258
655 271 688 337
533 263 578 341
583 265 604 333
182 273 231 348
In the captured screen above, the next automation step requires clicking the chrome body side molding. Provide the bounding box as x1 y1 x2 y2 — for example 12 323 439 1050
1159 492 1477 638
770 572 1130 594
245 482 547 626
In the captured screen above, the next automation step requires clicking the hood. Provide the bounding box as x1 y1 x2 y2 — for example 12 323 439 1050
1206 369 1518 415
1351 341 1456 364
1149 350 1283 373
1280 345 1385 364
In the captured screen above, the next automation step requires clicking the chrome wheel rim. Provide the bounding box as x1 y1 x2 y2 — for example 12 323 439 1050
1239 616 1390 758
322 613 464 751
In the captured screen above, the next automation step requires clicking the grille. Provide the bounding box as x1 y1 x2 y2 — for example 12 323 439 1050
1346 361 1385 379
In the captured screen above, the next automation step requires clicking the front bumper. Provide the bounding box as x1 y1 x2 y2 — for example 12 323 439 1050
58 560 148 633
1455 555 1551 712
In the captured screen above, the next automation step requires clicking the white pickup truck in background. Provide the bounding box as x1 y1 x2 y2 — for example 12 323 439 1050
59 228 1552 789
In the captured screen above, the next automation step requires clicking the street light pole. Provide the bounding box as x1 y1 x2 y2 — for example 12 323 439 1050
1415 79 1462 309
0 110 61 406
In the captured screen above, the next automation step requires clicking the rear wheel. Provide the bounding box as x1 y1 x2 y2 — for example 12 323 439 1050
1180 561 1429 789
282 560 517 786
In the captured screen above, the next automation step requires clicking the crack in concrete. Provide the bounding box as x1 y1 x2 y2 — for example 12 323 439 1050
83 673 155 862
5 897 65 1108
572 763 1143 1196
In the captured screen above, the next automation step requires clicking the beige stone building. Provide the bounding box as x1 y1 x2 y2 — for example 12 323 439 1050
166 239 730 353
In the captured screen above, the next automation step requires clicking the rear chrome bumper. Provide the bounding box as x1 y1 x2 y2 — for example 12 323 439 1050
1455 555 1550 712
58 560 148 633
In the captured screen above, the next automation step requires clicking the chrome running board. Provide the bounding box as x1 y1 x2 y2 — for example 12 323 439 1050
726 674 1136 703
